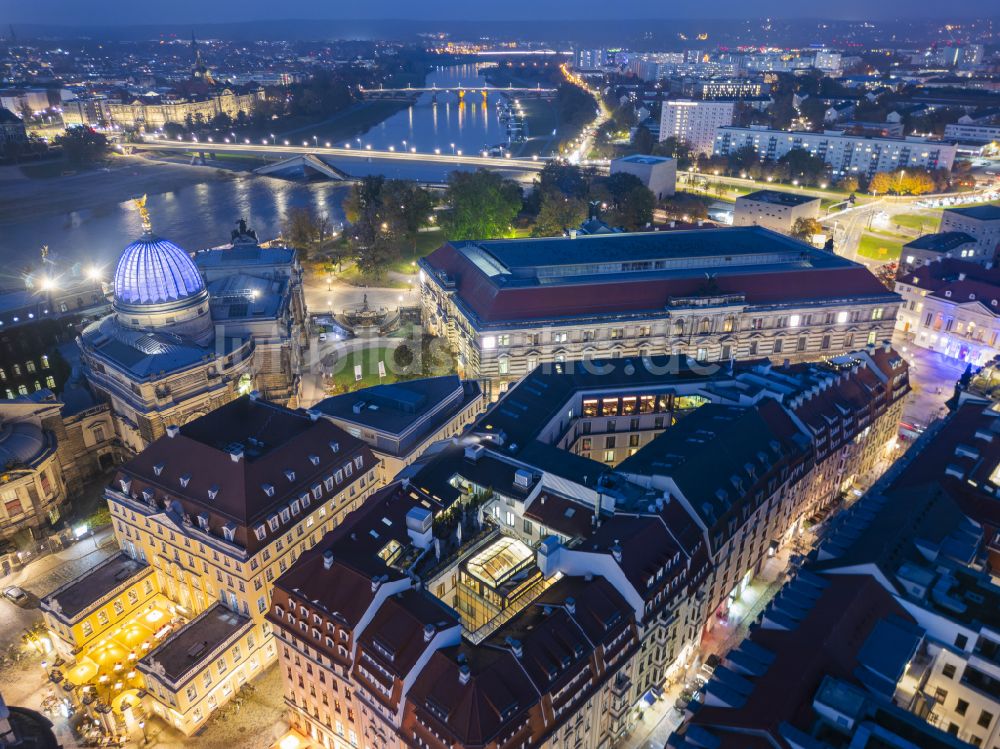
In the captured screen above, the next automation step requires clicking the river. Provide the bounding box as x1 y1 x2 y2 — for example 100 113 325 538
1 64 549 269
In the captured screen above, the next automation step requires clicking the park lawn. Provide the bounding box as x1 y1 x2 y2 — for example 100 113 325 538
329 346 399 390
857 233 903 262
890 212 941 234
338 264 411 288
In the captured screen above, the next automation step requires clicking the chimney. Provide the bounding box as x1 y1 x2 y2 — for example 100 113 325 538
458 664 471 685
307 409 321 421
958 272 967 281
883 340 891 353
230 447 244 463
165 425 180 438
568 229 579 239
423 624 435 642
505 637 523 658
611 543 623 563
249 390 260 401
323 550 334 570
565 597 576 615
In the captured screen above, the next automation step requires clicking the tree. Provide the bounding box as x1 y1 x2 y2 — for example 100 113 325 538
791 217 824 241
344 177 433 270
381 179 434 252
838 176 860 193
443 170 523 240
532 193 588 237
778 147 829 186
629 125 655 155
868 171 894 195
283 206 330 260
54 126 108 165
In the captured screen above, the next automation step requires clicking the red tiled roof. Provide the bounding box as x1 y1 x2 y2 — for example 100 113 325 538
424 243 893 324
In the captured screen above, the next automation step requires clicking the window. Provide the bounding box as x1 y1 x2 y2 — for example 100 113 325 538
789 314 801 327
113 600 124 616
978 710 993 729
942 663 956 679
821 335 830 350
871 307 884 320
186 685 197 701
955 633 969 649
498 357 509 375
82 621 93 637
482 336 496 349
773 339 783 354
749 341 758 355
40 355 49 369
97 611 109 626
956 699 969 716
523 519 533 534
866 331 877 346
604 450 615 463
497 334 510 346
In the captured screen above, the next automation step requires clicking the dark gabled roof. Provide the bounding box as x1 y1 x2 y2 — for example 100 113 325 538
903 231 976 252
945 203 1000 221
139 603 250 685
314 376 479 439
618 404 797 529
117 396 375 553
43 552 149 620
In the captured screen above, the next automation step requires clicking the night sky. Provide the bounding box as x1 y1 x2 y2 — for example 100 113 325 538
3 0 992 25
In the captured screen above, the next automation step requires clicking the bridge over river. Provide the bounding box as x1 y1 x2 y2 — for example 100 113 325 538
130 138 549 181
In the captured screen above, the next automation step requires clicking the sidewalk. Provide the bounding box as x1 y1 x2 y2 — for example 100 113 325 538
0 526 118 591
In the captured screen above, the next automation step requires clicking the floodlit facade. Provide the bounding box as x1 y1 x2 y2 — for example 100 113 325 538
419 227 900 399
895 259 1000 365
268 345 908 749
40 396 382 736
80 219 305 452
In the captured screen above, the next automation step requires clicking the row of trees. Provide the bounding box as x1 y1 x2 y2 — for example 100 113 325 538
529 162 655 235
289 161 659 280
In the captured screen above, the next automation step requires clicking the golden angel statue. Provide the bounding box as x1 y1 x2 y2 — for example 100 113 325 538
133 194 152 233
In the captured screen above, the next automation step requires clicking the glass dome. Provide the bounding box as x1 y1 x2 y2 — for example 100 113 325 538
113 236 206 307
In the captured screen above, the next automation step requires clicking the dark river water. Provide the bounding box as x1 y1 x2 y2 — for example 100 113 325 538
3 64 538 269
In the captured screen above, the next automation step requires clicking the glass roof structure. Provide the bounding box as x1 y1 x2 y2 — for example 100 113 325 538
466 537 534 588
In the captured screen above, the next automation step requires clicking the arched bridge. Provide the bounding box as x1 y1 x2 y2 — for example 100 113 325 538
358 84 557 101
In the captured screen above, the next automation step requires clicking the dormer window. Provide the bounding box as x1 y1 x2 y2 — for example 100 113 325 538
344 462 353 478
284 470 296 482
312 485 322 500
179 474 191 488
141 488 154 503
120 478 132 493
262 483 275 497
198 513 210 530
280 508 290 523
153 463 165 477
254 525 266 541
222 523 237 542
329 442 339 453
207 485 219 501
290 499 301 516
323 477 334 492
354 456 363 471
300 492 311 508
308 455 320 466
334 470 343 484
267 515 279 532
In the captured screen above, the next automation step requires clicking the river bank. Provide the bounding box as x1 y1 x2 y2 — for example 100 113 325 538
0 155 234 226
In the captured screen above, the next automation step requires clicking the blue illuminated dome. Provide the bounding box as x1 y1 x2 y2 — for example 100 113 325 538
113 236 206 307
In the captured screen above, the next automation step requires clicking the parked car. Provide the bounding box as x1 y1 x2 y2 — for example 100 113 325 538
3 586 28 606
